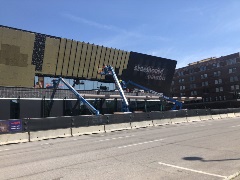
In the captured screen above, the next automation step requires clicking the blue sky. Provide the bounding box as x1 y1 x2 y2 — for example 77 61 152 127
1 0 240 68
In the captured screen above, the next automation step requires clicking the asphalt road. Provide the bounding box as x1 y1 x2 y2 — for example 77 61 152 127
1 117 240 180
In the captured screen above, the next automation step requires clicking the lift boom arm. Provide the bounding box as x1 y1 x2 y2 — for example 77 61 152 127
101 65 129 112
54 77 100 115
125 80 182 110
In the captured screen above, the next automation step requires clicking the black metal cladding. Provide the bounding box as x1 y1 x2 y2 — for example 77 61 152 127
162 111 177 119
131 113 150 122
150 111 164 120
176 110 187 117
121 52 177 95
187 109 199 117
27 117 72 131
105 114 131 124
32 33 46 71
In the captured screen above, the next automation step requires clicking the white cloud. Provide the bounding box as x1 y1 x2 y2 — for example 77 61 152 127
62 13 170 48
62 13 116 31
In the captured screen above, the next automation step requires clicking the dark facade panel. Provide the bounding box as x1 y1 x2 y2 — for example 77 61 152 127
0 100 10 120
20 100 41 118
50 100 64 117
121 52 177 95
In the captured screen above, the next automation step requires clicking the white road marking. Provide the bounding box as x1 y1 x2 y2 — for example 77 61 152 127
118 139 164 149
0 149 9 152
231 125 240 128
41 143 49 145
158 162 227 178
97 135 135 142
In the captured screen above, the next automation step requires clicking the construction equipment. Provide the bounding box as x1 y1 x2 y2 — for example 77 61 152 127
50 77 100 115
125 80 182 110
100 65 130 112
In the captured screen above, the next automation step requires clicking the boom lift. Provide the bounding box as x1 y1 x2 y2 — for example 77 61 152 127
100 65 130 112
50 77 100 115
125 80 182 110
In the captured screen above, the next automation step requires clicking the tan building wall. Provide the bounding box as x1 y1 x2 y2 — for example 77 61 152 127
0 26 130 87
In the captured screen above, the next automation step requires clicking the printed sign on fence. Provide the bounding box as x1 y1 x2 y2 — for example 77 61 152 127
9 119 22 132
0 120 9 133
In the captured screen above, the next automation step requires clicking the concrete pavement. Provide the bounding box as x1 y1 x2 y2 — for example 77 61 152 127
1 117 240 179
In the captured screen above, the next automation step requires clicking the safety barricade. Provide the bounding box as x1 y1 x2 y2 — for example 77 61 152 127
150 112 171 126
152 118 171 126
105 123 131 132
199 115 212 121
27 117 72 131
131 120 153 129
172 110 188 124
211 114 221 120
220 113 228 119
227 113 236 118
104 114 131 132
235 112 240 117
0 132 29 145
130 113 153 129
72 125 105 136
29 128 71 141
186 110 201 122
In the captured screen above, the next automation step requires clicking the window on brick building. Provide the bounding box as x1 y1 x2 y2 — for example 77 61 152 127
226 58 236 65
178 71 184 76
180 86 185 90
201 74 208 79
213 71 221 77
215 79 222 84
229 68 236 73
180 93 185 96
212 63 220 68
179 79 184 83
189 69 194 74
231 85 239 91
189 76 195 81
202 81 208 86
190 91 197 96
230 76 238 82
200 66 207 71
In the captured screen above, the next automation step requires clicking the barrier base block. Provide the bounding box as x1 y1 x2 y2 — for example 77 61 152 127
199 115 212 121
220 114 228 119
212 114 221 120
227 113 236 118
0 132 29 145
171 117 187 124
131 121 153 129
187 116 201 122
153 119 171 126
29 128 71 141
72 125 105 136
105 123 131 132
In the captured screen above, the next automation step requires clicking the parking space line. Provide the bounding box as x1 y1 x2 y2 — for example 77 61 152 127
158 162 226 178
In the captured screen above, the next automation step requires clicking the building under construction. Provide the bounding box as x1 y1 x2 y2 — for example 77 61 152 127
0 25 184 119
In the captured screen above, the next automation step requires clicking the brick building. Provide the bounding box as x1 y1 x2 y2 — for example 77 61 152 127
171 52 240 109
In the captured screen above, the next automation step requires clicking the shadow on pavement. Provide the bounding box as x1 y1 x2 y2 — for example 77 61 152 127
183 156 240 162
